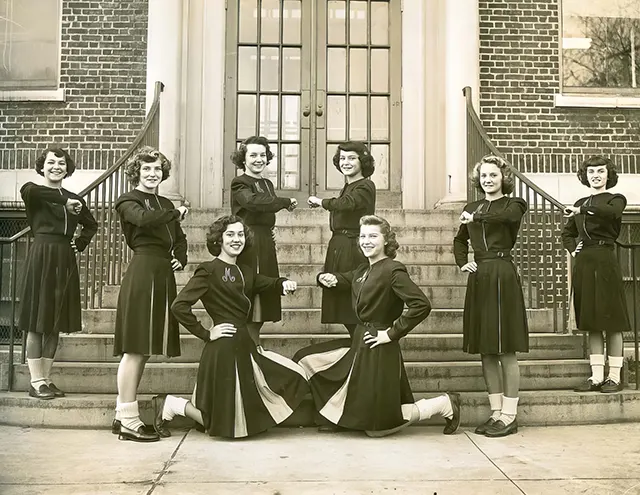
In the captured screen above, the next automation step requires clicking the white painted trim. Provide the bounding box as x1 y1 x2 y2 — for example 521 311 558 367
0 89 65 102
554 93 640 108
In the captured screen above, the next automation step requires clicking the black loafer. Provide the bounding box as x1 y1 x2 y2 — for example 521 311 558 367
152 394 172 438
111 419 156 436
573 379 602 392
29 384 55 400
118 424 160 442
600 379 623 394
474 417 497 435
47 382 65 397
484 419 518 438
443 392 461 435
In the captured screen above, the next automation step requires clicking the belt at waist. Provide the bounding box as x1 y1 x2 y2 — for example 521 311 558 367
474 250 513 262
33 233 71 244
582 239 614 248
133 247 172 259
333 229 359 238
361 321 392 330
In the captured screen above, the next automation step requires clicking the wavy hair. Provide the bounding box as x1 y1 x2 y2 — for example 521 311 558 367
469 154 515 195
577 155 619 189
359 215 399 259
230 136 274 170
35 147 76 178
124 146 171 186
332 141 375 178
206 215 254 256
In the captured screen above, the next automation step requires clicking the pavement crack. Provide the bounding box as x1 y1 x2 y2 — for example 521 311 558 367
464 431 527 495
146 428 191 495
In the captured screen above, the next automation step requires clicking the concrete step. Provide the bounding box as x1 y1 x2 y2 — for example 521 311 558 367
101 283 468 310
3 389 640 429
81 308 557 335
53 333 584 363
11 359 590 394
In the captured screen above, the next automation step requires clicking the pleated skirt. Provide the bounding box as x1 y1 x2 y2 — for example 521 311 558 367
194 325 309 438
293 324 415 432
572 246 631 333
114 254 181 357
18 236 82 335
321 233 366 324
463 259 529 354
237 226 281 322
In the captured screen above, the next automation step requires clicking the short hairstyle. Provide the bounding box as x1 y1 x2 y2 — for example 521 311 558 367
359 214 399 259
230 136 274 170
332 141 375 178
470 154 515 195
206 215 254 256
124 146 171 186
35 147 76 178
577 155 619 189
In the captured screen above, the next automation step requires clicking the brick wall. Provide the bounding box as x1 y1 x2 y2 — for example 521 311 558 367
0 1 148 170
478 0 640 173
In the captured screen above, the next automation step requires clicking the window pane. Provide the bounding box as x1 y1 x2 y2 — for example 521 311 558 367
371 97 389 140
349 96 368 140
370 144 389 189
237 94 257 138
282 47 301 91
327 48 347 92
238 0 258 43
261 0 280 43
371 2 389 45
238 46 257 91
349 48 368 92
259 95 279 140
327 95 346 141
328 1 346 44
349 1 368 45
371 49 389 93
326 144 345 189
281 95 301 140
264 152 279 185
260 47 280 91
281 143 300 189
282 0 302 44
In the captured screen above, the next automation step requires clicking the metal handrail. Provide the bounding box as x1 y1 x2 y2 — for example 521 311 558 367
616 238 640 390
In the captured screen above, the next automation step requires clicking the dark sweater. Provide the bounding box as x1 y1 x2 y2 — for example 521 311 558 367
322 178 376 234
230 174 291 228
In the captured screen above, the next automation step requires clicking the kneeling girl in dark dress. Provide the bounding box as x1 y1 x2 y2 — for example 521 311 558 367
454 155 529 438
113 147 189 442
153 215 308 439
561 156 630 394
307 141 376 338
294 215 461 437
19 147 97 400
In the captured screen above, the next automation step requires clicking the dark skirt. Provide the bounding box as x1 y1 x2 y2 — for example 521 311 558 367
572 245 631 333
463 259 529 354
293 324 415 432
237 225 281 322
194 324 309 438
18 235 82 335
321 233 366 324
114 254 181 357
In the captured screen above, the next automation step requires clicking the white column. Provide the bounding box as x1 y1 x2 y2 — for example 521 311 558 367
439 0 479 206
146 0 184 201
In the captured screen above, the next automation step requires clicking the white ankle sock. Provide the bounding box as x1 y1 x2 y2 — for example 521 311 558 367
163 395 188 421
27 358 46 389
589 354 605 384
414 395 452 421
117 401 144 431
498 396 519 426
488 393 503 421
607 356 624 384
41 358 54 386
115 397 122 421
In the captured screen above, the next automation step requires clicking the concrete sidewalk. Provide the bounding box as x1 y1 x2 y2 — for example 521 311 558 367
0 424 639 495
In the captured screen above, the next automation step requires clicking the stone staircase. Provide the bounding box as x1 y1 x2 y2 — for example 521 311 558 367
2 208 640 428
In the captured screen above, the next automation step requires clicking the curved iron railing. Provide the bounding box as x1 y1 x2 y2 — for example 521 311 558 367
463 86 569 334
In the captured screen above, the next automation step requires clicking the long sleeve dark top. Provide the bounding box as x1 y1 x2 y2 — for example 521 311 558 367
20 182 97 252
114 189 188 266
561 192 627 253
453 196 527 268
329 257 431 340
322 178 376 234
171 258 286 341
230 174 291 228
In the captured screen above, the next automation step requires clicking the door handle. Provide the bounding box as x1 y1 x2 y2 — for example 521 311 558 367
315 104 323 117
303 106 311 117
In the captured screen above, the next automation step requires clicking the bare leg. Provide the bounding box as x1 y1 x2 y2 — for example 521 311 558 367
589 331 605 355
26 332 43 359
606 331 623 357
499 353 520 398
481 354 503 394
117 353 147 403
184 402 204 426
42 333 59 359
247 322 263 346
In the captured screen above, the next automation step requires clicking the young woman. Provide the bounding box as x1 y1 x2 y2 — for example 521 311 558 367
112 146 188 442
152 215 308 439
19 147 97 400
230 136 297 344
308 141 376 338
562 156 630 394
454 154 528 438
293 215 461 437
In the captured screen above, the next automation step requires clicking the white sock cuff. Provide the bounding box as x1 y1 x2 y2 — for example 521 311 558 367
488 393 503 411
502 396 519 416
590 354 605 366
608 356 624 368
41 358 54 380
27 358 44 382
166 395 188 417
117 401 140 419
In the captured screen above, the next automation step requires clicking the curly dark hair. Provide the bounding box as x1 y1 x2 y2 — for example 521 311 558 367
124 146 171 186
230 136 274 170
35 147 76 178
577 155 619 189
359 215 399 259
332 141 375 178
206 215 254 256
470 154 515 195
